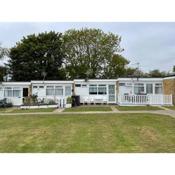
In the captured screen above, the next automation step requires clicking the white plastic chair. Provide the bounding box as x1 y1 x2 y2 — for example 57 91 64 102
83 97 89 105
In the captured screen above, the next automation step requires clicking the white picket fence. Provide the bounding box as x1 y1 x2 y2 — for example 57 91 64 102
118 94 172 106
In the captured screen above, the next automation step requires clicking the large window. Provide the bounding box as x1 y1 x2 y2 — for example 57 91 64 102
134 83 144 94
98 85 107 95
4 87 21 97
46 86 55 96
155 83 162 94
89 85 97 95
146 84 153 94
65 86 71 96
89 84 107 95
55 86 63 96
13 87 21 97
46 86 63 96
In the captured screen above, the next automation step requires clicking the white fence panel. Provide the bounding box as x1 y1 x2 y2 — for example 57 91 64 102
118 94 172 106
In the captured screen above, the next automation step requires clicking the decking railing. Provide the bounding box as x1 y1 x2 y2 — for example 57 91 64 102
118 94 172 106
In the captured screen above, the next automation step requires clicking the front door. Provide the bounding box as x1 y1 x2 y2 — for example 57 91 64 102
108 85 116 103
23 88 28 97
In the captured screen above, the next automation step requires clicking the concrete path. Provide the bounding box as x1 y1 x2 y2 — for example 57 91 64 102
0 109 175 118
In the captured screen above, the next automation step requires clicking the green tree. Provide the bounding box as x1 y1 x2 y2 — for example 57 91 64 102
103 54 129 78
148 69 167 77
173 65 175 72
0 44 9 81
63 28 126 79
8 31 65 81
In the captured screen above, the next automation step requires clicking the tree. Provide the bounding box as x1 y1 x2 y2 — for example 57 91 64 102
63 28 126 79
0 44 9 59
0 44 9 81
173 65 175 72
148 69 167 77
103 54 129 78
8 31 65 81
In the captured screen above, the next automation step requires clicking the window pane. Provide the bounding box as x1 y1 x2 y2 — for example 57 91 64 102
134 83 144 94
13 90 21 97
75 84 81 87
4 87 12 97
146 84 153 94
46 86 54 96
65 86 71 96
89 85 97 95
155 83 162 94
108 85 115 94
98 85 107 95
55 89 63 95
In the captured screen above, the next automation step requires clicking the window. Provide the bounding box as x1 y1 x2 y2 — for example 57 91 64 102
108 85 115 102
39 86 44 89
65 86 71 96
4 87 13 97
155 83 162 94
119 83 125 86
134 83 144 94
13 87 21 97
82 84 87 87
89 84 97 95
55 86 63 96
98 85 107 94
75 84 81 87
146 84 153 94
4 87 21 97
33 86 38 89
46 86 54 96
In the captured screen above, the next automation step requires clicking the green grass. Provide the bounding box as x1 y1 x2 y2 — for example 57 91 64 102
0 108 13 113
11 108 56 113
164 106 175 110
0 113 174 153
116 106 162 111
64 105 112 112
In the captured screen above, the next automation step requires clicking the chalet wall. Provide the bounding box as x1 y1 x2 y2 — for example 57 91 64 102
163 78 175 104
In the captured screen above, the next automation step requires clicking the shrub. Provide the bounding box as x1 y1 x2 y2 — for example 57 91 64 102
67 97 72 104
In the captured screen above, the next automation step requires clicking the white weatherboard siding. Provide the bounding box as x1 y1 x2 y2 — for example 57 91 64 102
117 78 163 96
74 80 116 104
31 81 73 105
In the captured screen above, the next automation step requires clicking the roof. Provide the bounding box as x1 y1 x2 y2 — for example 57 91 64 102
0 82 31 86
31 80 73 84
74 79 117 82
116 78 163 81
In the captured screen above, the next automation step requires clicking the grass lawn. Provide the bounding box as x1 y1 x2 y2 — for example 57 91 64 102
164 106 175 110
0 113 174 153
116 105 162 111
10 108 56 113
0 108 13 113
64 105 112 112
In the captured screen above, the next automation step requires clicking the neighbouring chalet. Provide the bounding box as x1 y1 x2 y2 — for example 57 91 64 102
0 76 174 106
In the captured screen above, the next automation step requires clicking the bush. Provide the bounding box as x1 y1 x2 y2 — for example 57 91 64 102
48 99 57 105
67 97 72 104
23 95 38 105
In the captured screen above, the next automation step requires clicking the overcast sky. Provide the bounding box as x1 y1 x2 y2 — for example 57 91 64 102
0 22 174 72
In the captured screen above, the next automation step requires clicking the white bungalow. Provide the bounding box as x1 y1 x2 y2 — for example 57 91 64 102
0 77 173 106
31 81 73 107
74 79 117 104
117 78 172 106
0 82 31 106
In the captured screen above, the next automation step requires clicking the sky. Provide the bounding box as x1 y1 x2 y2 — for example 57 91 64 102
0 22 175 72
